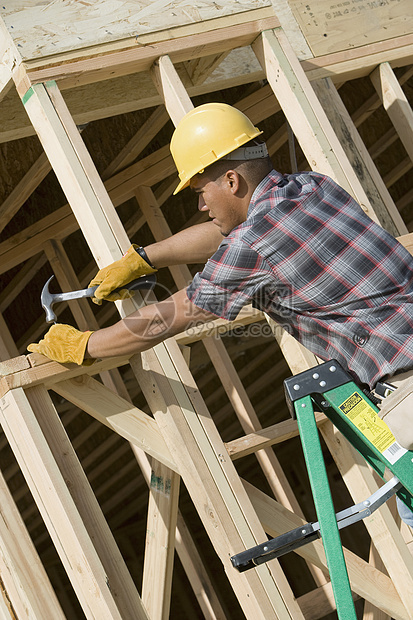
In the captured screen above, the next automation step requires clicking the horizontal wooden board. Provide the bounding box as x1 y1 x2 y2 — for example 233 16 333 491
290 0 413 56
1 0 271 61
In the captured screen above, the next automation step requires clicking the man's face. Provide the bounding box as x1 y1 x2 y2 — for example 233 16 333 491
190 172 246 237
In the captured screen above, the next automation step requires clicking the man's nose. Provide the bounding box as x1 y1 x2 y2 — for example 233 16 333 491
198 195 207 211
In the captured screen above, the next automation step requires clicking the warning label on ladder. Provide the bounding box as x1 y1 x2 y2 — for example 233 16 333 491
338 392 407 465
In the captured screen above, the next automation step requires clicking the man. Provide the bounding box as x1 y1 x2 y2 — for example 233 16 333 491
29 103 413 521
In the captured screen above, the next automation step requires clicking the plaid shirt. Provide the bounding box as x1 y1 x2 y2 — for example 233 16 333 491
186 170 413 388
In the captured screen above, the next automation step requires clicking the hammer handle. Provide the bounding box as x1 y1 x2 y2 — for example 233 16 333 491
51 274 156 303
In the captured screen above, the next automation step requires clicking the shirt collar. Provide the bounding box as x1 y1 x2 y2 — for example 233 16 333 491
248 169 285 217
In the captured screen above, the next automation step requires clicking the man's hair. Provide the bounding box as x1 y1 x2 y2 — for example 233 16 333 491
197 140 272 188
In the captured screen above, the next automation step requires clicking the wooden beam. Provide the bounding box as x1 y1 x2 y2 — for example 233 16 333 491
102 106 170 180
0 352 131 397
226 412 327 460
297 582 359 620
17 12 279 91
0 386 149 619
142 464 180 620
185 51 230 85
151 56 194 126
352 66 413 128
383 157 412 188
362 542 391 620
370 62 413 163
301 34 413 83
21 81 132 266
174 511 228 619
0 64 266 144
0 326 66 620
0 254 47 314
252 28 381 225
311 77 407 236
1 32 411 146
0 152 51 235
51 375 177 472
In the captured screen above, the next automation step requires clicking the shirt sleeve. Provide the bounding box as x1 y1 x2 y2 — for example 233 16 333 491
186 237 273 320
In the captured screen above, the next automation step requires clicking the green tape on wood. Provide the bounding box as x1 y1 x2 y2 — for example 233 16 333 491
21 87 34 106
21 81 57 105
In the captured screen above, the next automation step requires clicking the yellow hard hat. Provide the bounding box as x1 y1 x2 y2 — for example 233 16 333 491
170 103 263 194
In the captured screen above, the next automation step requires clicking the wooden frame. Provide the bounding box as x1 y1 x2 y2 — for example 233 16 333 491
0 2 413 618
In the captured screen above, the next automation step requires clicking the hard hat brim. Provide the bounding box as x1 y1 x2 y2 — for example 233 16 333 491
173 177 190 195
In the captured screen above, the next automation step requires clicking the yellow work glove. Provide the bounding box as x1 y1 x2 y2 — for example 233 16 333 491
27 324 94 366
89 245 157 305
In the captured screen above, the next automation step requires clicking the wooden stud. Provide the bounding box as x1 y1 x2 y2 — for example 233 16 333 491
311 77 407 236
0 386 148 619
151 56 194 126
185 51 230 85
142 463 180 619
22 81 131 266
370 62 413 163
134 346 305 619
174 511 228 619
0 464 65 619
0 254 47 315
252 28 381 224
0 326 66 620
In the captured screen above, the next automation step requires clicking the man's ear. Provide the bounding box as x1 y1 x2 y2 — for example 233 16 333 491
225 170 240 194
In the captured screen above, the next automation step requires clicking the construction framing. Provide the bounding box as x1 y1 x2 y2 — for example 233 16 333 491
0 1 413 618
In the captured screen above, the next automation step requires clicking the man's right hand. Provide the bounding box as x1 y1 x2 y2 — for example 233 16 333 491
89 245 157 304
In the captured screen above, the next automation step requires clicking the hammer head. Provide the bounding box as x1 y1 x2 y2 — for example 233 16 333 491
41 275 59 324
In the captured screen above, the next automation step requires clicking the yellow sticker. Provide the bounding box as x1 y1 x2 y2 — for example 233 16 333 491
339 392 396 454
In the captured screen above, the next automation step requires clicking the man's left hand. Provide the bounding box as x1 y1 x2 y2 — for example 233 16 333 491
28 324 94 365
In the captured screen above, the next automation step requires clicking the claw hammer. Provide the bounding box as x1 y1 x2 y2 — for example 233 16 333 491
41 274 157 323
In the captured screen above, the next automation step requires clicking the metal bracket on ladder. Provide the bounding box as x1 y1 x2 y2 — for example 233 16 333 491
231 475 402 571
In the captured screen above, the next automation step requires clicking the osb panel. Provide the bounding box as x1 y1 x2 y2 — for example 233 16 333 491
1 0 271 61
289 0 413 56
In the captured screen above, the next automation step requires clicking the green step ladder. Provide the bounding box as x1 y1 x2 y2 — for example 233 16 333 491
231 360 413 619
